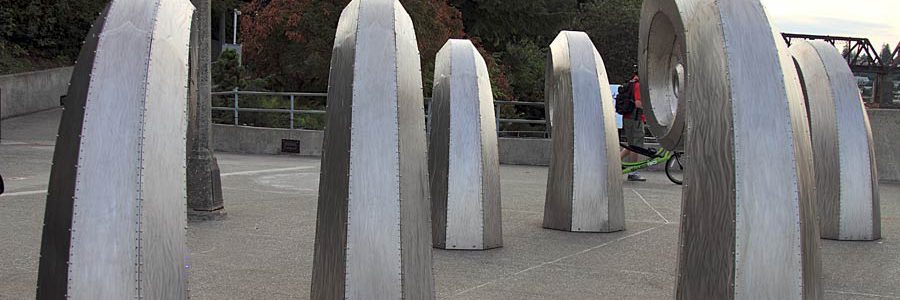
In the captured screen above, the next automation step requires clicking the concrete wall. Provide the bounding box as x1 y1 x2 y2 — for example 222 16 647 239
0 67 73 119
212 124 553 166
212 124 324 156
498 137 550 166
868 109 900 182
213 111 900 176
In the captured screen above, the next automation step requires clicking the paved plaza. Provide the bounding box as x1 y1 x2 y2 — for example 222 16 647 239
1 109 899 299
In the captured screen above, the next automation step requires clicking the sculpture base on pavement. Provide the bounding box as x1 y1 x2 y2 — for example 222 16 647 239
429 39 503 250
310 0 435 298
791 40 881 241
543 31 624 233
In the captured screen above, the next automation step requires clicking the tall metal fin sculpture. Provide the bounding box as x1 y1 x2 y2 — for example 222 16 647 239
791 40 881 241
640 0 823 298
36 0 194 299
311 0 434 299
429 39 503 250
543 31 624 233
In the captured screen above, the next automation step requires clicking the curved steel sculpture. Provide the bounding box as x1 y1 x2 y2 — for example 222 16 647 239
640 0 822 298
36 0 194 298
429 39 503 250
311 0 434 298
543 31 624 233
638 1 686 150
791 40 881 241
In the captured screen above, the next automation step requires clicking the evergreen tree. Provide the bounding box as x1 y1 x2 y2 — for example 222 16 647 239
571 0 642 84
881 43 893 65
211 49 243 90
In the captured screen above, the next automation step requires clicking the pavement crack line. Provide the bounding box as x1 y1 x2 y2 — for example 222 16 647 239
632 188 670 224
0 190 46 198
826 290 900 299
221 166 317 177
1 167 317 199
501 209 543 215
453 224 667 297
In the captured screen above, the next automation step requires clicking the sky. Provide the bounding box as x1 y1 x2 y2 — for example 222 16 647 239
761 0 900 51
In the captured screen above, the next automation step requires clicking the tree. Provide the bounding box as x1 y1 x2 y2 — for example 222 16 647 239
449 0 578 51
448 0 578 104
240 0 340 91
239 0 503 95
881 43 893 65
211 49 243 90
0 0 110 73
572 0 642 84
211 0 246 43
498 39 545 102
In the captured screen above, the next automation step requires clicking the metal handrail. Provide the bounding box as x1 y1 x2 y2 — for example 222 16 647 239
211 89 548 137
494 100 546 107
211 91 327 97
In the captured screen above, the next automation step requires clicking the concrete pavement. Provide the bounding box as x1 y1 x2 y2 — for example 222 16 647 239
1 109 898 299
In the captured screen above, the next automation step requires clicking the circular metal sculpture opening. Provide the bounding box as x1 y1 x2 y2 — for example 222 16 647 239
640 0 822 298
639 4 687 150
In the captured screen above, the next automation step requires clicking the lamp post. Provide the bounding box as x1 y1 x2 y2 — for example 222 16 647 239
187 0 226 220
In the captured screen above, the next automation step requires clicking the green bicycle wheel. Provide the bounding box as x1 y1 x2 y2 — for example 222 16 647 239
666 153 684 185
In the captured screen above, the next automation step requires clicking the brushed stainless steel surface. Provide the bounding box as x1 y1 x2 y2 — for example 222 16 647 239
36 0 194 298
141 0 193 298
543 31 624 233
429 39 502 250
776 21 823 300
37 3 110 298
639 0 687 150
641 0 822 298
311 0 434 298
791 40 881 241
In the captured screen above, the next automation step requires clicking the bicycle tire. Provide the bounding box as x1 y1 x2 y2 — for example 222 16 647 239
666 154 683 185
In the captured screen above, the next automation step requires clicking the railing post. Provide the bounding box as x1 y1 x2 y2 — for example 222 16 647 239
495 103 500 137
290 95 295 129
544 104 551 139
233 88 239 125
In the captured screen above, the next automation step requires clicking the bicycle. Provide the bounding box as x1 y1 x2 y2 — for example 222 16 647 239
620 143 684 185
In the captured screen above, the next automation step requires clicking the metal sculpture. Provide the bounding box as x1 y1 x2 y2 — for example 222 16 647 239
311 0 434 298
638 3 686 150
36 0 194 298
639 0 823 298
543 31 624 233
429 39 503 250
791 40 881 241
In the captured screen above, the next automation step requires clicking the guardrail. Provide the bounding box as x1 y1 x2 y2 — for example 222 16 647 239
211 90 549 138
211 91 327 130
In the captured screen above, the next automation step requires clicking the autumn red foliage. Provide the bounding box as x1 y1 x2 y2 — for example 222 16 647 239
240 0 511 96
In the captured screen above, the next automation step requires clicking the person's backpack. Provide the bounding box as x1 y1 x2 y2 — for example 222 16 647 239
615 82 636 115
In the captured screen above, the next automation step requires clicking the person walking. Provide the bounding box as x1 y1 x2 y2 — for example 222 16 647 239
618 71 647 182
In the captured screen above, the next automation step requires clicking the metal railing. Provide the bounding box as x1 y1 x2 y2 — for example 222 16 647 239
211 90 327 130
211 89 549 138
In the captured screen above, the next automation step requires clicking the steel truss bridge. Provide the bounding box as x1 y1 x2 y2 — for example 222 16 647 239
783 33 899 105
